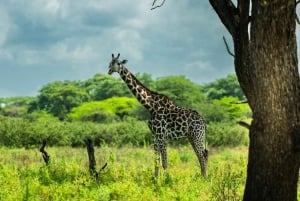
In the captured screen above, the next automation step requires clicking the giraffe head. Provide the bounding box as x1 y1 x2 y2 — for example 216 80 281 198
108 53 128 75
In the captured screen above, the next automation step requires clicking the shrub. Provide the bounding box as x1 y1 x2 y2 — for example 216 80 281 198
68 97 139 123
207 122 249 147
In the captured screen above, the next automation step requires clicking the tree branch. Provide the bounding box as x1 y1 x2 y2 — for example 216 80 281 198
237 0 250 26
223 36 235 57
296 14 300 25
296 1 300 25
151 0 166 10
237 121 250 129
209 0 239 37
237 0 250 44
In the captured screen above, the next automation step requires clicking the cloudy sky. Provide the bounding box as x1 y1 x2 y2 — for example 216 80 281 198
0 0 239 97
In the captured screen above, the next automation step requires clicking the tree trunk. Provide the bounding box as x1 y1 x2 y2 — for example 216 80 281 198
85 138 98 178
243 1 300 200
210 0 300 200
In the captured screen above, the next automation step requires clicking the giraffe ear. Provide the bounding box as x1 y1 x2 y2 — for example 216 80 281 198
121 59 128 64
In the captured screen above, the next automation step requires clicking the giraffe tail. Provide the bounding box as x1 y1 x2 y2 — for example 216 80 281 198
203 149 208 161
204 124 208 161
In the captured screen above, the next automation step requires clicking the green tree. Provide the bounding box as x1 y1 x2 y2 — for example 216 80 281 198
135 73 156 89
33 81 90 120
83 74 130 100
68 97 139 122
0 96 36 117
203 74 245 100
155 76 206 108
212 96 251 120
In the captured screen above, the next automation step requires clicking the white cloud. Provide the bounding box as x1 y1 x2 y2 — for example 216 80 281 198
0 8 13 47
47 41 97 62
0 0 237 97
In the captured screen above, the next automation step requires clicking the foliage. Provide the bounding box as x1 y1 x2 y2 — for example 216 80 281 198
203 74 245 100
31 81 90 120
195 101 232 123
68 97 139 122
0 146 250 201
0 96 35 106
0 73 252 148
0 105 28 117
155 75 205 108
24 110 56 122
209 149 246 201
0 96 35 117
83 74 131 100
212 96 251 120
0 115 152 148
207 122 249 147
135 73 156 89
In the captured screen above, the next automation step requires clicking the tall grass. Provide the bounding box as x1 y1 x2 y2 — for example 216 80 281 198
0 146 250 201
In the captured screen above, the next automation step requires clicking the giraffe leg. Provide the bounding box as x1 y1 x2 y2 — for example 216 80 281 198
188 136 207 177
160 142 168 170
154 142 160 177
148 120 160 177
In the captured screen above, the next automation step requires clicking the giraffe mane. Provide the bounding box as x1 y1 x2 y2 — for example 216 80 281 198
129 72 171 100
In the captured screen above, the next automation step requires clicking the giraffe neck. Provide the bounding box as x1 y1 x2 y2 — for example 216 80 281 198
118 66 175 113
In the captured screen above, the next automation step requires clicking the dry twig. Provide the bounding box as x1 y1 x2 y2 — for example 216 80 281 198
151 0 166 10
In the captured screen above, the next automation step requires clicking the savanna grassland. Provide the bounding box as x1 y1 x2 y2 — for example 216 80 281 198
0 146 248 201
2 74 297 201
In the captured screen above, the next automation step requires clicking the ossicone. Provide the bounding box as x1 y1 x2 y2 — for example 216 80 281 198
112 53 120 59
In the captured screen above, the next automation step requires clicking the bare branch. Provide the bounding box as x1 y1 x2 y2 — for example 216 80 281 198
223 36 235 57
151 0 166 10
100 162 108 171
230 100 248 104
237 121 250 129
295 1 300 25
209 0 239 37
296 14 300 25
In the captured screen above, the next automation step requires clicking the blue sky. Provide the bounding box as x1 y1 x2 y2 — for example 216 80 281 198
0 0 245 97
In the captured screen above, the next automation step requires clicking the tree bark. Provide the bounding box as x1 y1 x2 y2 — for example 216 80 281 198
210 0 300 200
85 138 98 178
40 140 50 165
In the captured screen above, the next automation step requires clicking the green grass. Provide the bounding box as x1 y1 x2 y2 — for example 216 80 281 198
0 146 248 201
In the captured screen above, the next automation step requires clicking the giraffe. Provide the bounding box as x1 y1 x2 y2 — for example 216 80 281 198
107 53 208 177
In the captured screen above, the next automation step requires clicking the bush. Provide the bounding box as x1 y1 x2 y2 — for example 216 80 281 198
210 163 245 201
93 118 152 147
68 97 139 123
0 114 249 148
0 115 152 147
207 122 249 147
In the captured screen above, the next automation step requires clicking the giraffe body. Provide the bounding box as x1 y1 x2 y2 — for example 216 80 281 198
108 54 208 177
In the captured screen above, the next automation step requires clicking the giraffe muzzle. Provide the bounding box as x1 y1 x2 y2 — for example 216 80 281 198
108 69 114 75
